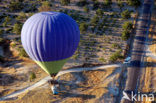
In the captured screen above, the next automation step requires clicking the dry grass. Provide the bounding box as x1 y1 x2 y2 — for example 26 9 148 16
1 67 121 103
140 9 156 102
0 61 48 97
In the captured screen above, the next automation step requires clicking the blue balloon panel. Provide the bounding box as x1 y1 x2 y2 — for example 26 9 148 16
21 12 80 62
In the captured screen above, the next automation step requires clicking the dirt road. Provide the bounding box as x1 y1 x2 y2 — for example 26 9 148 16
121 0 154 102
0 64 121 101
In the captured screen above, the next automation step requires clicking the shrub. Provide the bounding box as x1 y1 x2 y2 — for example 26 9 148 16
121 9 131 19
73 54 79 60
8 1 24 11
90 54 96 58
83 6 89 13
96 9 103 17
88 34 96 38
109 50 123 62
112 43 120 48
122 21 133 31
105 0 112 6
111 12 118 17
122 30 130 41
90 15 99 26
2 22 7 27
38 1 51 12
61 0 70 5
29 72 36 81
17 47 28 57
13 23 22 35
99 57 106 62
102 47 106 51
73 50 79 59
10 42 16 47
16 12 27 21
4 16 11 23
79 22 88 34
127 0 141 8
92 1 100 10
117 1 124 10
28 13 34 17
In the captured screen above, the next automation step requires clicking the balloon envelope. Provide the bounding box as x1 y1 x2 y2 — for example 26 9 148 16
21 12 80 75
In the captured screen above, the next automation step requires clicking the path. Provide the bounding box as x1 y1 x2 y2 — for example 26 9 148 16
0 64 121 101
121 0 154 102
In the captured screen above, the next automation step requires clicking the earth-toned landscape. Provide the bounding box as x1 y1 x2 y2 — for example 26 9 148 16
0 0 155 103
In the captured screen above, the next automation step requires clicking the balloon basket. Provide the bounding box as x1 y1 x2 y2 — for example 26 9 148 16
51 85 59 95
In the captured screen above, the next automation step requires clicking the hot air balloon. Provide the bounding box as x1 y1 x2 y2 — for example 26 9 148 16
21 11 80 94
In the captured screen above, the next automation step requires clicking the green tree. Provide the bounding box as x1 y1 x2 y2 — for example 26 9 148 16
122 21 133 31
117 1 124 11
121 9 131 19
127 0 141 8
38 1 51 12
16 12 27 21
8 1 23 11
92 1 100 10
122 22 133 40
17 47 28 57
83 6 89 13
121 30 130 41
109 50 123 62
4 16 11 23
99 57 106 62
61 0 70 5
2 22 7 27
112 43 120 49
73 54 79 60
29 72 36 82
96 9 103 17
79 22 88 34
90 15 99 26
3 16 11 26
105 0 112 6
13 23 22 35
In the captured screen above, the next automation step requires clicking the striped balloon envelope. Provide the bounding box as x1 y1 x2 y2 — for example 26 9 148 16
21 11 80 75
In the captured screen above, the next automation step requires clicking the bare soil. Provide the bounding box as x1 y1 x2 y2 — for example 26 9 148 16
1 67 122 103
